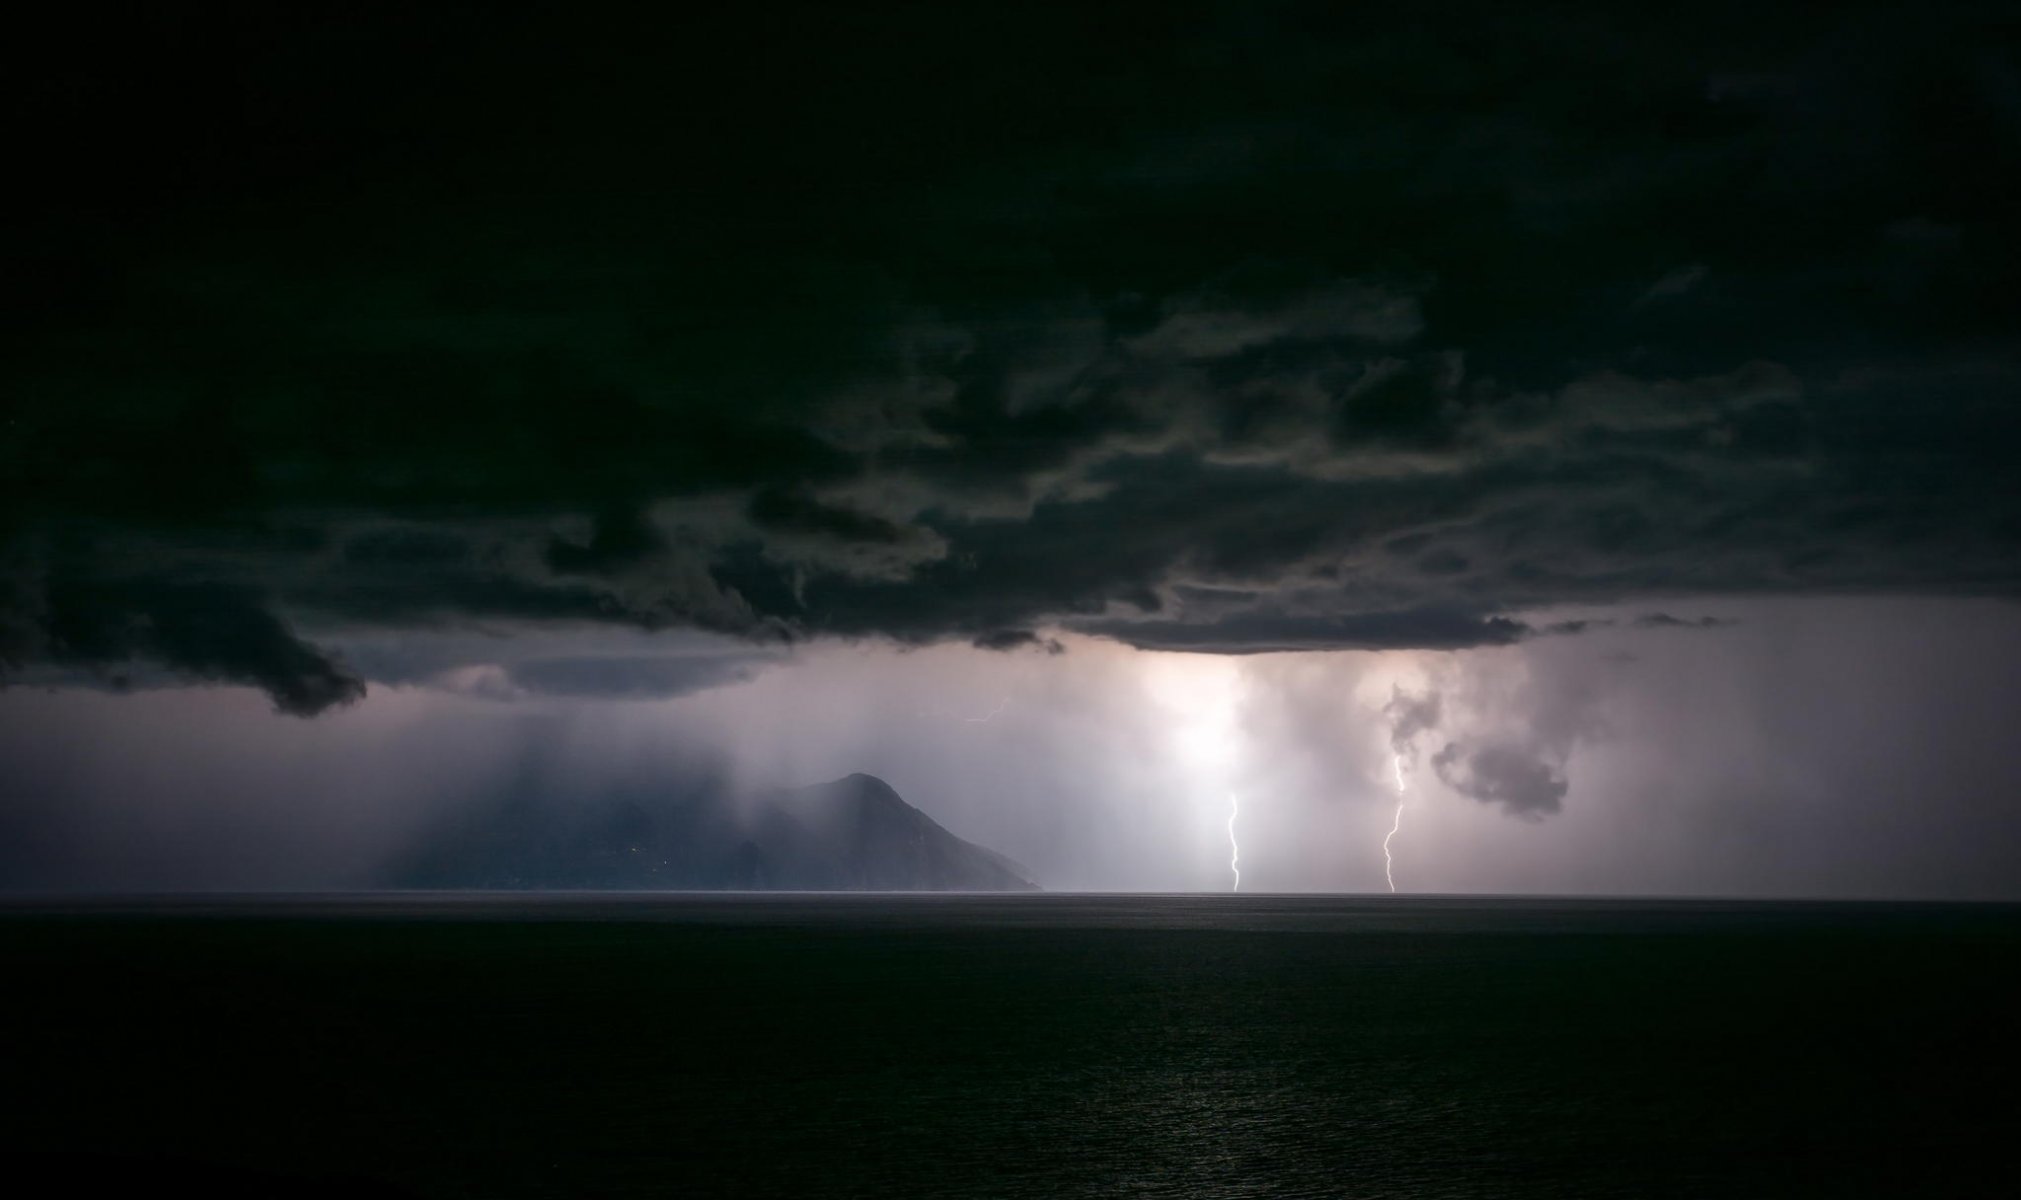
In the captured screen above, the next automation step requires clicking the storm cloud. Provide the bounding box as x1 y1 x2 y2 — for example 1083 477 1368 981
9 576 364 717
3 3 2020 715
1384 687 1443 758
1432 742 1570 820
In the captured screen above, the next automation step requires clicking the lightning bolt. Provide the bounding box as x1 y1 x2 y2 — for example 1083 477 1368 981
1382 751 1408 893
1227 791 1241 893
963 697 1008 724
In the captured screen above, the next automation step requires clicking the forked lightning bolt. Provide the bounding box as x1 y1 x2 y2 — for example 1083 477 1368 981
1383 752 1408 893
1227 792 1241 893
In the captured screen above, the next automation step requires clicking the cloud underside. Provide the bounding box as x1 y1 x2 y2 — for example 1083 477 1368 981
4 6 2020 711
1434 742 1570 819
1076 612 1531 655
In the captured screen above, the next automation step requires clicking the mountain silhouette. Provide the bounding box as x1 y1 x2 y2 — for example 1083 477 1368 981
391 773 1037 891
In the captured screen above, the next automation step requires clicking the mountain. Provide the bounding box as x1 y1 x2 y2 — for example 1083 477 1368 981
389 773 1038 891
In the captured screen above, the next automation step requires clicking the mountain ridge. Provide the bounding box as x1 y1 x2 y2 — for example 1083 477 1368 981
390 773 1039 892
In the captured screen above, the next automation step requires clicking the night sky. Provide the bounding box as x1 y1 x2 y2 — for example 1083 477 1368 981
6 3 2021 895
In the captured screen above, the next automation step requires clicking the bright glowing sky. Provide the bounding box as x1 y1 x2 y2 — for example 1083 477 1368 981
6 596 2020 897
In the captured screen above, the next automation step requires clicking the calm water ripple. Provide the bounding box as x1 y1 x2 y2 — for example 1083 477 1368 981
3 894 2015 1198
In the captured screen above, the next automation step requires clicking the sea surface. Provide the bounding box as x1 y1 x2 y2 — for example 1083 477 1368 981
2 894 2016 1198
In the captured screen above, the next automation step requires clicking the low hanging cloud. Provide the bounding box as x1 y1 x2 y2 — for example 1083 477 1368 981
970 629 1066 654
1432 741 1570 820
1383 685 1443 759
1076 611 1533 654
11 577 364 717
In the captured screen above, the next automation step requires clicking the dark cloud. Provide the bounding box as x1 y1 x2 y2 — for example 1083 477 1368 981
546 508 669 578
970 630 1066 654
1084 610 1531 654
1432 742 1570 820
1535 612 1735 637
1383 687 1442 756
1634 613 1736 630
19 577 363 717
747 489 908 545
3 4 2019 701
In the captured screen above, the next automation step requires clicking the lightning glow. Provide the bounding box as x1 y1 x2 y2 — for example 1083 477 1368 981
963 697 1008 724
1227 791 1240 892
1383 751 1408 893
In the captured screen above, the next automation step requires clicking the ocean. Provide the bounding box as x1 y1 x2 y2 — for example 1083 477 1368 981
2 894 2016 1197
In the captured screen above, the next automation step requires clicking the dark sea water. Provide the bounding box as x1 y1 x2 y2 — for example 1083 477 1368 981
3 894 2017 1198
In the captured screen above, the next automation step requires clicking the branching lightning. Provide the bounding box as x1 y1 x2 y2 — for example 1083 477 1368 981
1227 791 1241 892
1382 752 1408 893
